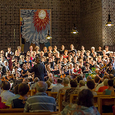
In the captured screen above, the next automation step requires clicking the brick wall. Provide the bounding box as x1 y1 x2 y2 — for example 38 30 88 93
80 0 102 50
102 0 115 48
0 0 113 52
0 0 80 51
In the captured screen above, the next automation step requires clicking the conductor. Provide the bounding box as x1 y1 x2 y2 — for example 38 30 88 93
29 57 47 81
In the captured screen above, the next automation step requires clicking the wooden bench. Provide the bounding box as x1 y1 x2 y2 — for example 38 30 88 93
28 90 51 96
70 94 78 104
49 92 58 99
0 108 24 113
70 94 110 107
58 93 65 112
0 112 59 115
98 97 115 115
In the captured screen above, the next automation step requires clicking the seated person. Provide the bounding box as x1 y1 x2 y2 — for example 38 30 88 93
51 78 63 92
11 83 29 108
5 85 20 106
87 80 97 95
57 77 70 103
46 80 52 91
79 80 88 91
0 81 15 103
63 80 80 106
103 80 114 95
98 79 108 92
24 81 56 112
61 89 100 115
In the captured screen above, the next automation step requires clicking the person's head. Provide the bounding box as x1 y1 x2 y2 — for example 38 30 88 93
87 80 95 90
70 44 74 50
57 78 62 84
87 76 92 81
63 77 70 85
46 81 51 88
8 47 11 52
94 76 100 83
35 46 39 51
81 46 85 50
70 80 77 87
18 83 29 96
103 79 108 86
61 45 65 50
17 46 21 51
35 81 48 92
43 47 47 52
79 80 85 87
35 56 41 63
91 47 95 52
14 85 19 94
34 77 39 82
48 46 52 51
108 80 113 87
29 46 33 51
77 75 83 83
77 89 93 107
99 46 102 51
2 81 10 90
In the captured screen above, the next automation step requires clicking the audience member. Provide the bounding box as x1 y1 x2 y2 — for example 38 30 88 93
103 80 114 95
63 80 79 106
5 85 20 106
98 79 108 92
61 89 100 115
51 78 63 92
87 80 97 95
11 83 29 108
79 80 88 91
24 81 56 112
0 81 15 103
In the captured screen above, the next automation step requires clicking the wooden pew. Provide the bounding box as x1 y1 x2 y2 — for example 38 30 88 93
49 92 58 99
70 94 78 104
46 91 51 96
98 97 115 115
31 89 36 96
0 112 59 115
0 108 24 113
58 93 65 112
96 92 103 95
70 94 110 107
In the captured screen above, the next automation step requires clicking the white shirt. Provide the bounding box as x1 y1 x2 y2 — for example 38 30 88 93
95 82 104 91
51 84 64 92
0 90 15 103
49 83 56 89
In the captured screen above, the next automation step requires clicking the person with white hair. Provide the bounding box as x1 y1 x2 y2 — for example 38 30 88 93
90 47 95 57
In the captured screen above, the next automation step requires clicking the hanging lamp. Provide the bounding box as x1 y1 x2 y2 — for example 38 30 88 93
71 24 78 34
46 30 52 39
106 0 114 26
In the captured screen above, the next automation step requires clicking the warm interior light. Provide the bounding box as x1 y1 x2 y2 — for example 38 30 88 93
71 29 78 34
106 14 114 26
71 24 78 34
46 35 52 39
46 30 52 39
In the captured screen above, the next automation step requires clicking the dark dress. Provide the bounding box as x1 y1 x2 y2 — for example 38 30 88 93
12 99 27 108
22 69 28 78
